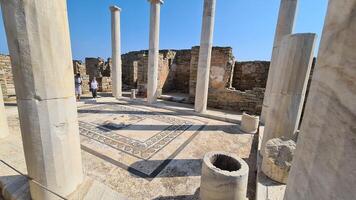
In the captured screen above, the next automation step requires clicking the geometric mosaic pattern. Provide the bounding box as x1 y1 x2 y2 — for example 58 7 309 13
79 120 192 160
78 103 204 178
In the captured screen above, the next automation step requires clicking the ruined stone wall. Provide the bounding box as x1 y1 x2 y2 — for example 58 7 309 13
0 54 15 98
232 61 270 91
84 57 112 92
189 46 235 99
123 50 177 96
172 50 191 93
73 60 90 94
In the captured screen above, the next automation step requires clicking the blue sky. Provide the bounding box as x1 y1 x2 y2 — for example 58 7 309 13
0 0 328 61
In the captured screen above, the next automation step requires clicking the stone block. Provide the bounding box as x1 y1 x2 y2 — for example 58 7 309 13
261 138 296 184
240 112 259 133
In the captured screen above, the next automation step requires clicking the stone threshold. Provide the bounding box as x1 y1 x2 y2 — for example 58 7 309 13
255 125 286 200
0 161 127 200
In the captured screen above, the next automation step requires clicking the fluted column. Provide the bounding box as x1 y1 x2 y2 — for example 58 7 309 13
261 33 316 153
147 0 163 104
284 1 356 199
0 88 9 138
261 0 298 123
110 6 122 98
1 0 83 199
194 0 216 113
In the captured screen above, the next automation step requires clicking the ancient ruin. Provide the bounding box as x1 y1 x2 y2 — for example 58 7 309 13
0 0 355 200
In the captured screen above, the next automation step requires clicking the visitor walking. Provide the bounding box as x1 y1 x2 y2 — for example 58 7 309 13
74 73 82 101
90 78 98 98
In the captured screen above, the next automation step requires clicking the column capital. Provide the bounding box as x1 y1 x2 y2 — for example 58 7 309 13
148 0 164 4
110 5 121 12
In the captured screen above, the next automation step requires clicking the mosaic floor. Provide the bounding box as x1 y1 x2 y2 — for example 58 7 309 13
1 98 257 199
78 103 206 178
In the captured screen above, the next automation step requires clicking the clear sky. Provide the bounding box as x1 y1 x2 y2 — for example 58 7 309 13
0 0 328 61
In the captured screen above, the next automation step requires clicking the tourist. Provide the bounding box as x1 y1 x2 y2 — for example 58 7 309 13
74 73 82 101
90 78 98 98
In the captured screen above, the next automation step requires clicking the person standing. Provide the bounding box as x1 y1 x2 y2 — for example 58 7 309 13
74 73 82 101
90 78 98 98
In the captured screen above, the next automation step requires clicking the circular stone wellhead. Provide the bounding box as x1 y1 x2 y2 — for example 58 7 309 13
240 112 259 134
200 151 249 200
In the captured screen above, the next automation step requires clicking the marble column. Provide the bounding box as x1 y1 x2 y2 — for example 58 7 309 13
110 6 122 98
0 88 9 138
261 0 298 123
261 33 316 153
147 0 163 104
194 0 216 113
1 1 83 199
284 1 356 199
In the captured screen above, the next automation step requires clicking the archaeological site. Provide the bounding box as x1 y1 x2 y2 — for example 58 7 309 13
0 0 355 200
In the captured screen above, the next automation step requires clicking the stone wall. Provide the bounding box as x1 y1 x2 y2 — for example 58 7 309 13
0 54 15 98
122 49 183 96
232 61 270 91
1 48 280 114
84 57 112 92
73 60 90 94
172 50 191 93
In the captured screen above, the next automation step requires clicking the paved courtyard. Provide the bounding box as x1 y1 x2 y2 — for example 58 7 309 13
0 96 257 200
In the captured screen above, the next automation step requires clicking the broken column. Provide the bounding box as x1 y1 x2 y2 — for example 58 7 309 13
110 5 122 98
195 0 216 113
261 33 316 153
147 0 163 104
1 0 83 199
200 151 249 200
0 88 9 138
284 1 356 199
261 0 298 123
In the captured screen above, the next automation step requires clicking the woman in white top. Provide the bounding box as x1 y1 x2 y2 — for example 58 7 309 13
90 78 99 98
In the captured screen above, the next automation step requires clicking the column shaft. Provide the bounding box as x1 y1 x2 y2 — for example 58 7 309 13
147 0 162 104
261 0 298 123
194 0 216 113
110 6 122 98
0 88 9 138
1 0 83 199
284 1 356 199
261 33 316 152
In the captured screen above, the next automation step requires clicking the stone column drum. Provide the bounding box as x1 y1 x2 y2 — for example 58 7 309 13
240 112 259 134
0 88 9 138
1 0 83 199
261 33 316 153
147 0 163 104
284 1 356 199
194 0 216 113
110 6 122 98
200 152 249 200
261 0 298 123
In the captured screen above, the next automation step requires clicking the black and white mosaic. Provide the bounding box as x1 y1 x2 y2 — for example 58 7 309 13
78 104 195 160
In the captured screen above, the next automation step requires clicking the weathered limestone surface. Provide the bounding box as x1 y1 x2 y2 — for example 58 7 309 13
1 0 83 199
261 0 298 123
284 1 356 199
195 0 216 113
110 6 122 98
147 0 163 104
0 88 9 138
240 113 259 134
200 151 249 200
262 138 296 184
232 61 270 91
261 33 316 152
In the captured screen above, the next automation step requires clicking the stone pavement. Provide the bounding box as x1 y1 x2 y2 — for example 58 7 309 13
0 97 257 200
